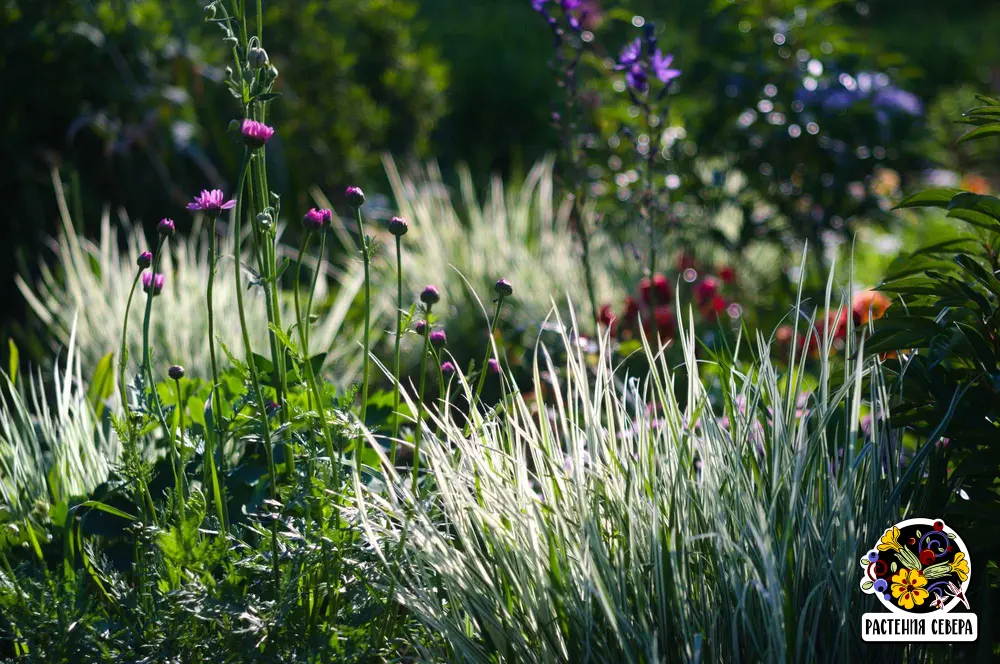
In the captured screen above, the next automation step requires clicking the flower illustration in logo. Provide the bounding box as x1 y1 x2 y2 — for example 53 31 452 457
860 518 972 615
891 568 929 610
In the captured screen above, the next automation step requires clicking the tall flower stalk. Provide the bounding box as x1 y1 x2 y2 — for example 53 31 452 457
230 151 280 588
412 285 439 494
347 187 371 425
388 216 409 460
474 279 513 402
294 210 337 477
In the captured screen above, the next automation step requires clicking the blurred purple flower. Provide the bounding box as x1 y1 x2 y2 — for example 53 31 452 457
441 361 457 377
488 358 500 374
302 207 332 230
616 38 642 70
652 51 680 84
187 189 236 213
626 64 648 92
873 87 923 117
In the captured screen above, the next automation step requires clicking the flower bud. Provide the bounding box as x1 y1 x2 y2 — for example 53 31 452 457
240 118 274 149
247 46 269 69
157 218 176 237
414 319 428 335
204 3 217 19
345 186 366 208
420 285 440 306
142 272 166 296
430 330 447 348
494 278 513 298
302 207 331 231
488 358 500 374
137 251 153 269
256 211 273 228
388 216 408 236
441 361 456 377
168 365 185 380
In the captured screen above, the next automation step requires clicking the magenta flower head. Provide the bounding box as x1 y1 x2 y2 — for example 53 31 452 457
137 251 153 269
168 365 185 381
488 358 500 374
157 218 176 237
302 207 332 231
142 271 166 296
494 278 513 298
388 216 408 237
441 361 456 377
187 189 236 214
420 285 440 306
430 329 447 347
241 118 275 149
414 319 428 335
345 186 366 208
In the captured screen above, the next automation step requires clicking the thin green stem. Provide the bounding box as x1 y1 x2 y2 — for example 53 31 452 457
169 379 186 522
294 231 337 470
474 298 505 402
354 207 371 424
411 313 432 495
306 232 326 349
391 235 404 463
206 222 228 529
232 151 280 588
117 271 141 450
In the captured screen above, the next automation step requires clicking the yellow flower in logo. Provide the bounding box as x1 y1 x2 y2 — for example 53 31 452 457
878 526 901 552
949 553 969 582
891 568 929 610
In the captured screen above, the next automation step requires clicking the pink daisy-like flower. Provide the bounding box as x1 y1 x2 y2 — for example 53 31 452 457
187 189 236 213
241 118 275 149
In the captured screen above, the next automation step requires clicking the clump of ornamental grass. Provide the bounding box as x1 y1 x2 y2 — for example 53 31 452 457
16 170 366 383
356 283 926 663
330 156 629 372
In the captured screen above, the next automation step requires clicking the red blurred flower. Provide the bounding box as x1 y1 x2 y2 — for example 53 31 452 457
677 254 697 272
598 303 618 336
825 308 849 341
694 277 719 306
624 297 639 323
719 265 736 284
652 273 671 303
700 294 727 322
653 305 676 338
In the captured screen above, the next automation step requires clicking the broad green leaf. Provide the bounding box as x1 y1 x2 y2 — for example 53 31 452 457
87 352 115 417
954 254 1000 298
946 208 1000 231
894 188 961 210
948 192 1000 224
957 123 1000 145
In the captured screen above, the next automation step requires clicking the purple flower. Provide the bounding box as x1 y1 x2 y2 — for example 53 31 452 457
873 87 923 117
430 330 447 347
241 118 275 149
302 207 332 230
414 319 428 335
142 272 165 296
488 358 500 374
420 285 440 305
157 218 176 237
388 216 408 237
168 365 185 380
345 186 366 208
137 251 153 269
531 0 548 10
626 64 648 92
652 51 680 84
494 278 513 298
560 0 581 9
187 189 236 213
441 361 456 377
616 38 642 70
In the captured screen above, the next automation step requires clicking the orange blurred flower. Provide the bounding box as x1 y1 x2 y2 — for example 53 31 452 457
852 290 891 326
960 173 991 195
